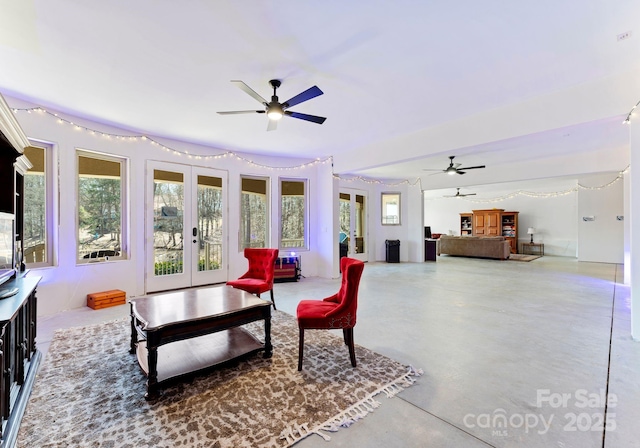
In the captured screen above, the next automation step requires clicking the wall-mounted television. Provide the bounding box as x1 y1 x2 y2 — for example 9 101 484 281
0 212 16 287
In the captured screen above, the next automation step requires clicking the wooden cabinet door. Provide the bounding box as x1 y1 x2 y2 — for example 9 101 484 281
475 211 500 235
485 211 500 236
474 213 486 235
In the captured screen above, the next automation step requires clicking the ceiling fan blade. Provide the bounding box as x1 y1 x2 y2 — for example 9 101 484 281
282 86 323 108
457 165 486 170
267 118 278 132
231 80 268 105
217 110 264 115
285 111 326 124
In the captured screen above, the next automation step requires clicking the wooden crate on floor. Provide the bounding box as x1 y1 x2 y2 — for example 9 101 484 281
87 289 126 310
274 256 300 283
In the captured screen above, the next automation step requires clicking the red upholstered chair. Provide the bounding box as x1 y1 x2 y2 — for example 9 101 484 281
296 257 365 371
227 248 279 310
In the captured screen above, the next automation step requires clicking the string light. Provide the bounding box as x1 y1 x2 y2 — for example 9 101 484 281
426 166 629 203
333 174 421 187
11 106 333 171
623 99 640 124
12 105 631 193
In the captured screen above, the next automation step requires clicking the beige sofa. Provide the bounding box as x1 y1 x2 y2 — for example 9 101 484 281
438 235 511 260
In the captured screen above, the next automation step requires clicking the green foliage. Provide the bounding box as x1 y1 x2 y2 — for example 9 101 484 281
154 260 183 275
154 258 220 275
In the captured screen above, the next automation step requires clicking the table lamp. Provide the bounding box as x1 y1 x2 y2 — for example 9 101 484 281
527 227 535 243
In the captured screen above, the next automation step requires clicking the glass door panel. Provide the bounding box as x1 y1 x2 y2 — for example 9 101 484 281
154 169 184 275
192 168 227 286
339 188 368 262
146 161 227 292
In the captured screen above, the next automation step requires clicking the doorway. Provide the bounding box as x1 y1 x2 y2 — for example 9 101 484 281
339 188 368 262
146 161 228 292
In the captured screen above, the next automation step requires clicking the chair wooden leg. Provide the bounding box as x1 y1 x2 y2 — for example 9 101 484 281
344 328 356 367
270 289 276 310
298 328 305 371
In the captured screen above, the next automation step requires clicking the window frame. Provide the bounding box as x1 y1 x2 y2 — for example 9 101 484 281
381 192 401 225
23 141 57 268
239 175 270 251
76 149 129 264
278 177 308 252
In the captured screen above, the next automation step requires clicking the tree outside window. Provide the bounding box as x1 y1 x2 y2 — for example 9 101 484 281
23 144 50 266
77 151 126 262
280 179 306 249
240 176 268 250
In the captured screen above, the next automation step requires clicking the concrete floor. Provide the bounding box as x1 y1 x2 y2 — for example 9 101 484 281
36 256 640 448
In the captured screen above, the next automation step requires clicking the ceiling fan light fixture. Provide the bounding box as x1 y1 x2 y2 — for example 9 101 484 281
267 103 284 120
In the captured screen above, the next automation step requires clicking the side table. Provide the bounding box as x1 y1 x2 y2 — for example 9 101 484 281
425 239 438 261
521 242 544 256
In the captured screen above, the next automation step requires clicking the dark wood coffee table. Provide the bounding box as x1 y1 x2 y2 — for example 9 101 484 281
129 285 272 400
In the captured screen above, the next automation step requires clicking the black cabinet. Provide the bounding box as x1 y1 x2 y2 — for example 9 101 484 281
0 275 41 448
425 239 437 262
0 94 38 448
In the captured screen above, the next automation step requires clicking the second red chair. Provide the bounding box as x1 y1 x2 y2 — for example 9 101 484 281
227 248 279 310
296 257 365 371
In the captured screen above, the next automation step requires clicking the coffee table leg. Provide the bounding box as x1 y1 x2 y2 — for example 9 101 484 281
129 304 137 355
263 315 273 358
145 340 159 400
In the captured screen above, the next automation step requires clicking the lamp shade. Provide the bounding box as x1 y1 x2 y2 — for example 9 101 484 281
527 227 535 235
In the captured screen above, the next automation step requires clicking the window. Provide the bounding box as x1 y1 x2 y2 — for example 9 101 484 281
23 143 55 267
381 192 401 225
240 176 268 250
280 178 307 250
77 150 127 262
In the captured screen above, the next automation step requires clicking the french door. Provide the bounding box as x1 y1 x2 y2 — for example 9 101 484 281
339 188 368 262
146 161 228 292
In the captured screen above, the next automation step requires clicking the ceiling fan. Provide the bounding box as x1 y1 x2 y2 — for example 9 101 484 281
424 156 486 175
444 188 476 197
217 79 326 131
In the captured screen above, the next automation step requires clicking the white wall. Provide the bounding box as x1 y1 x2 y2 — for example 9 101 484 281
577 173 624 263
424 180 579 256
336 179 424 264
9 97 333 316
424 173 625 261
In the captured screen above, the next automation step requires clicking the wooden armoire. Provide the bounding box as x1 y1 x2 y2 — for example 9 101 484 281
471 209 519 253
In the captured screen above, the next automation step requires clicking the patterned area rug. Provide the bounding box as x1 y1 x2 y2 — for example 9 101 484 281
18 311 420 447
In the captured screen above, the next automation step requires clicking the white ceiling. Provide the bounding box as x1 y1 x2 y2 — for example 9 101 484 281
1 1 639 191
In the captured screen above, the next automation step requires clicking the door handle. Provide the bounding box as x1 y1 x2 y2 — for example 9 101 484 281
193 227 197 243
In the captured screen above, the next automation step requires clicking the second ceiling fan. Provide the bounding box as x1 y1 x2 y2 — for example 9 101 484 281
444 188 476 197
425 156 486 175
217 79 326 131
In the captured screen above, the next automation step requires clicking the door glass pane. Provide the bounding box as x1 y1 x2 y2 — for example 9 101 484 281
339 193 350 249
355 194 365 253
197 175 223 271
77 154 122 261
153 170 184 276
